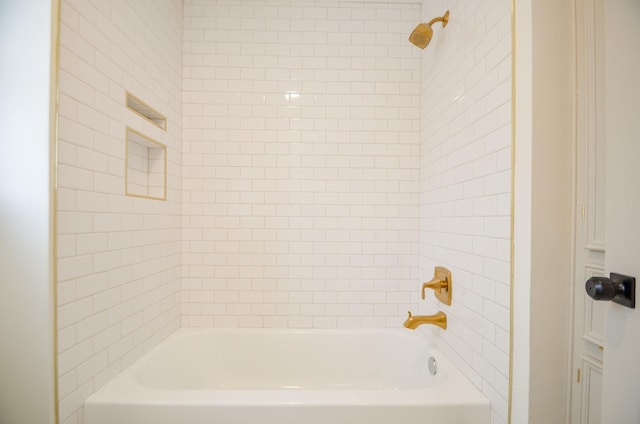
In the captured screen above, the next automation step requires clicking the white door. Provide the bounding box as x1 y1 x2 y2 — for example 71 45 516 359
600 0 640 422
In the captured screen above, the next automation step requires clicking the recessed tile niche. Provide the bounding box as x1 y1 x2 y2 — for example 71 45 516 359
126 92 167 130
125 128 166 200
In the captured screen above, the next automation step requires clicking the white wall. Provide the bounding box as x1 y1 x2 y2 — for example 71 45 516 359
56 1 183 422
0 0 57 423
418 1 512 423
181 0 422 328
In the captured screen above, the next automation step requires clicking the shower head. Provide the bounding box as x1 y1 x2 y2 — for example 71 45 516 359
409 10 450 49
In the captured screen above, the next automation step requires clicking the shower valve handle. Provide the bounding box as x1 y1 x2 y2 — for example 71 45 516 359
421 266 452 305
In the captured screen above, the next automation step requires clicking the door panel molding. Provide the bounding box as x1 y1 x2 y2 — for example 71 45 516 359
581 0 606 251
580 356 603 424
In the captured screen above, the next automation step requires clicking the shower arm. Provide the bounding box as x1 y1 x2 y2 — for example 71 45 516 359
427 11 449 28
427 16 447 28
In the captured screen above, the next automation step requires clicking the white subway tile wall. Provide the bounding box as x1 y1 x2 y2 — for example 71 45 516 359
417 1 512 424
55 0 512 423
57 0 183 422
181 0 422 329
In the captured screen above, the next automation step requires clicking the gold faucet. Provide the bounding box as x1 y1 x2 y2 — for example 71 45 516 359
403 310 447 330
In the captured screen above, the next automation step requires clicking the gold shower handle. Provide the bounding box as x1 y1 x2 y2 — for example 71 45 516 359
420 266 452 305
421 277 448 299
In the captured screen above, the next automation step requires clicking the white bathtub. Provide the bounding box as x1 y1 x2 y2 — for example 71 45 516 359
84 328 490 424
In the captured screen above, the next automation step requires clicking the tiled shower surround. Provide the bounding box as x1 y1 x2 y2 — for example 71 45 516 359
418 1 512 423
56 0 511 423
56 1 183 422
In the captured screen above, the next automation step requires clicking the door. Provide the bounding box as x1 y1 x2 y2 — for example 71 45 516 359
600 0 640 422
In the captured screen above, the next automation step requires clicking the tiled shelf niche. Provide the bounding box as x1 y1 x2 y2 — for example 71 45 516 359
126 92 167 130
125 128 166 200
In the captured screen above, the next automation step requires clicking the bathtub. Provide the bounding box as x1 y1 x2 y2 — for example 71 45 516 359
84 328 490 424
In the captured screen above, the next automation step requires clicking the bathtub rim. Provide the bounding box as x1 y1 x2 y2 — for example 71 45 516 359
85 327 490 408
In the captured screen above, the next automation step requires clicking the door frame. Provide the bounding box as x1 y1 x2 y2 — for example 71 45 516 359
568 0 609 420
512 0 576 422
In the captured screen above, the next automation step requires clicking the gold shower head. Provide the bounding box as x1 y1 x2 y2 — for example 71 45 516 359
409 10 450 49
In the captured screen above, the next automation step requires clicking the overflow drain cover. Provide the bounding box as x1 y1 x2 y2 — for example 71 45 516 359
428 357 437 375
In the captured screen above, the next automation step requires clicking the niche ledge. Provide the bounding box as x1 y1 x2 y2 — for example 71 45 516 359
125 128 166 200
126 92 167 130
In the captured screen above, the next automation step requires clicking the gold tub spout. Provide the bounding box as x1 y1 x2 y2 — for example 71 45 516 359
403 311 447 330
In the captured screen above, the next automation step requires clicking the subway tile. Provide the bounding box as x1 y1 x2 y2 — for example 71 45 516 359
76 350 108 386
58 379 93 423
58 338 93 376
288 315 313 328
264 316 288 328
312 316 337 329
